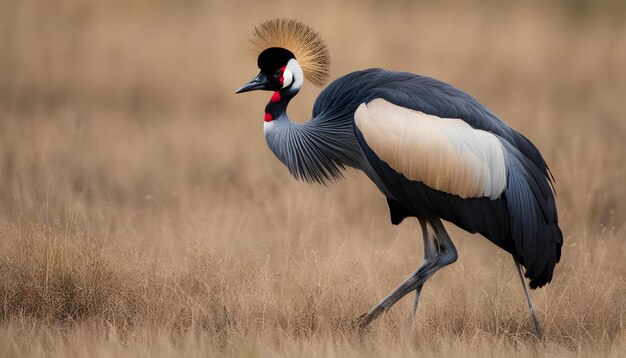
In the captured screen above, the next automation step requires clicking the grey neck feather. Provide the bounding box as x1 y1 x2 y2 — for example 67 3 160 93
263 61 363 184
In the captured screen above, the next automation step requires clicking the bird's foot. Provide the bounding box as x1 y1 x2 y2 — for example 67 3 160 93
354 306 386 332
354 313 373 333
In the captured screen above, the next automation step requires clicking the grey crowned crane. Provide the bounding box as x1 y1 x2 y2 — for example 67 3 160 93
236 19 562 337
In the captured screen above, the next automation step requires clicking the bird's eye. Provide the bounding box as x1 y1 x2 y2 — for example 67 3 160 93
274 69 282 78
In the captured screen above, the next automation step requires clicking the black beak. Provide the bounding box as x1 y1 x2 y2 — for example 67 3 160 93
235 72 270 94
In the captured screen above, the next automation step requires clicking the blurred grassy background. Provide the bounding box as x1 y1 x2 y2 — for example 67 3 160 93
0 0 625 357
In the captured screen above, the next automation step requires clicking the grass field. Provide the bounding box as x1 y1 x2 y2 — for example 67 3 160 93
1 0 625 356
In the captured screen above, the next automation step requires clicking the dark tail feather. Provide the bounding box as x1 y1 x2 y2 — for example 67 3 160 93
528 223 563 289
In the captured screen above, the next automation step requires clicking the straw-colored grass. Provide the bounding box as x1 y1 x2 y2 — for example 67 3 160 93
1 0 625 356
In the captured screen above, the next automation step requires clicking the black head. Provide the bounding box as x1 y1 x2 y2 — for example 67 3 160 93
257 47 295 73
236 47 296 93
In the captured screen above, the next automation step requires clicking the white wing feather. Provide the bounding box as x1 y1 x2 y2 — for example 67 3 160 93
355 98 507 199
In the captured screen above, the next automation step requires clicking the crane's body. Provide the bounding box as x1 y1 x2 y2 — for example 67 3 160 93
237 19 562 335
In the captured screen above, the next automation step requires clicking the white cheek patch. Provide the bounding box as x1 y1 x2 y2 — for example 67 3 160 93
282 68 294 88
286 59 304 91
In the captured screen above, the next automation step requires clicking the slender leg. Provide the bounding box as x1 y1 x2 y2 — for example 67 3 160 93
358 217 457 329
412 285 423 321
514 257 543 339
412 218 437 318
419 218 439 258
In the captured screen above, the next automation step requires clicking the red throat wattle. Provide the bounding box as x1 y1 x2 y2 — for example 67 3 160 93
270 92 281 103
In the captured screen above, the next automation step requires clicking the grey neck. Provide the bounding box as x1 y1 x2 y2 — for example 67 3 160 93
263 82 363 184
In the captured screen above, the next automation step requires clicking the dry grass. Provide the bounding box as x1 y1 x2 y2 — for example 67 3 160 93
1 0 625 356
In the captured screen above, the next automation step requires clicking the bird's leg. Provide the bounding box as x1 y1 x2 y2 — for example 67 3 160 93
412 218 438 318
358 218 457 329
514 257 543 339
412 285 423 322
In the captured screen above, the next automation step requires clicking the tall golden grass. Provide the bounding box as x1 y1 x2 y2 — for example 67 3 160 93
0 0 625 356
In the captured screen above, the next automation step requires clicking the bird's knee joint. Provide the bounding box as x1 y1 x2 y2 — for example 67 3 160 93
442 250 458 265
